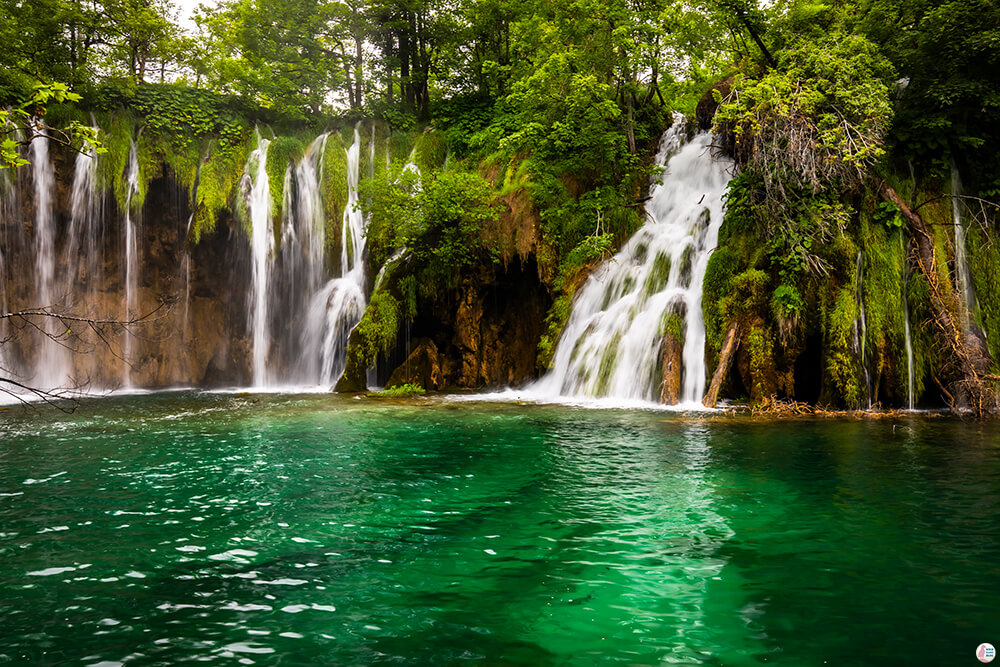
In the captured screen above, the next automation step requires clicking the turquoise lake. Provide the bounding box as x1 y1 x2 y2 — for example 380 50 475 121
0 393 998 665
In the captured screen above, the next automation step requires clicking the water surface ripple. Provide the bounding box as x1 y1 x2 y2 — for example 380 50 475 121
0 394 998 665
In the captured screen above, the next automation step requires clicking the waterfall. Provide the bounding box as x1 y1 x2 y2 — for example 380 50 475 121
272 133 328 382
122 137 141 387
369 125 376 181
951 165 979 333
0 168 11 379
242 135 273 387
30 132 70 388
64 133 102 307
902 264 915 410
533 117 731 404
853 251 873 409
300 126 369 386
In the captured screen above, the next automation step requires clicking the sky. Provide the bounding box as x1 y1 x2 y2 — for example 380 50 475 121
173 0 203 29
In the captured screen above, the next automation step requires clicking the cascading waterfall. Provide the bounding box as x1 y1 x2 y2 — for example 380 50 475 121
853 251 873 409
302 126 368 386
64 131 102 311
902 260 916 410
951 165 979 334
242 135 273 387
533 117 731 404
122 137 141 387
272 133 328 382
30 131 70 388
0 168 11 378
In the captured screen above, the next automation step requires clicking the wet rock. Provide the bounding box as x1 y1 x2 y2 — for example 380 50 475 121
386 338 443 390
659 333 683 404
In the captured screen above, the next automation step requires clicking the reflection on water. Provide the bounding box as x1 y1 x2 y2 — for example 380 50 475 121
0 393 998 665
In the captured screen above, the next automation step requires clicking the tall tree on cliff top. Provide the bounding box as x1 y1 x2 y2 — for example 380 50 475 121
191 0 353 115
0 0 178 96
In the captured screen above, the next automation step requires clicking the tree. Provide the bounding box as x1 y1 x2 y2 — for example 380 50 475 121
1 82 102 170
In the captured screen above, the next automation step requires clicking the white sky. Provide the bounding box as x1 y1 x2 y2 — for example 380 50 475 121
172 0 203 30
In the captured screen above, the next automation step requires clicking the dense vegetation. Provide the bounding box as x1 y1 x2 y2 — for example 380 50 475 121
2 0 998 411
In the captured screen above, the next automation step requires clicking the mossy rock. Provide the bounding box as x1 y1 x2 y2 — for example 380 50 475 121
414 129 448 172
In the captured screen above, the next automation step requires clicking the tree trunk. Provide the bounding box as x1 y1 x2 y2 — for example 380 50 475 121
399 17 411 110
881 183 996 415
625 91 636 155
342 47 357 108
382 33 393 105
659 333 683 404
703 321 741 408
354 35 363 109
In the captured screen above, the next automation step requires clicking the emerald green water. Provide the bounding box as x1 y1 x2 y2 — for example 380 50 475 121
1 394 998 665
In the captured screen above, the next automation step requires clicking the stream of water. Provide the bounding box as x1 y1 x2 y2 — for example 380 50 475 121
535 118 731 404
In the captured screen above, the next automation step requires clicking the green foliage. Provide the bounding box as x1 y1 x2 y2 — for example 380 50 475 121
265 135 306 217
363 168 499 296
414 130 448 172
874 201 903 230
2 82 101 170
128 85 249 154
538 290 574 370
321 133 348 251
703 247 740 354
560 234 615 284
371 383 426 397
967 225 1000 369
354 290 401 369
771 284 804 319
714 32 895 198
433 94 495 156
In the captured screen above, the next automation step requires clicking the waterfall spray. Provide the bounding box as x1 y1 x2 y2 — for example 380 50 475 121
533 117 732 404
242 134 273 387
122 136 142 387
30 131 70 388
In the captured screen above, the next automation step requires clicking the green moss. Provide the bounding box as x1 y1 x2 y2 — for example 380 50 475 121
967 224 1000 369
390 130 417 165
702 247 740 355
825 281 863 408
660 311 686 342
148 131 202 199
322 133 349 255
723 269 770 318
96 113 136 210
537 290 574 370
265 135 306 218
371 383 425 397
414 129 448 172
594 332 623 395
745 326 776 403
858 209 908 403
191 129 252 243
353 290 401 368
643 251 672 297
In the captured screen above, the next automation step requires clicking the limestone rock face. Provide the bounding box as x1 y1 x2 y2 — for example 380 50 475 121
385 338 443 390
383 259 551 391
2 150 252 390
